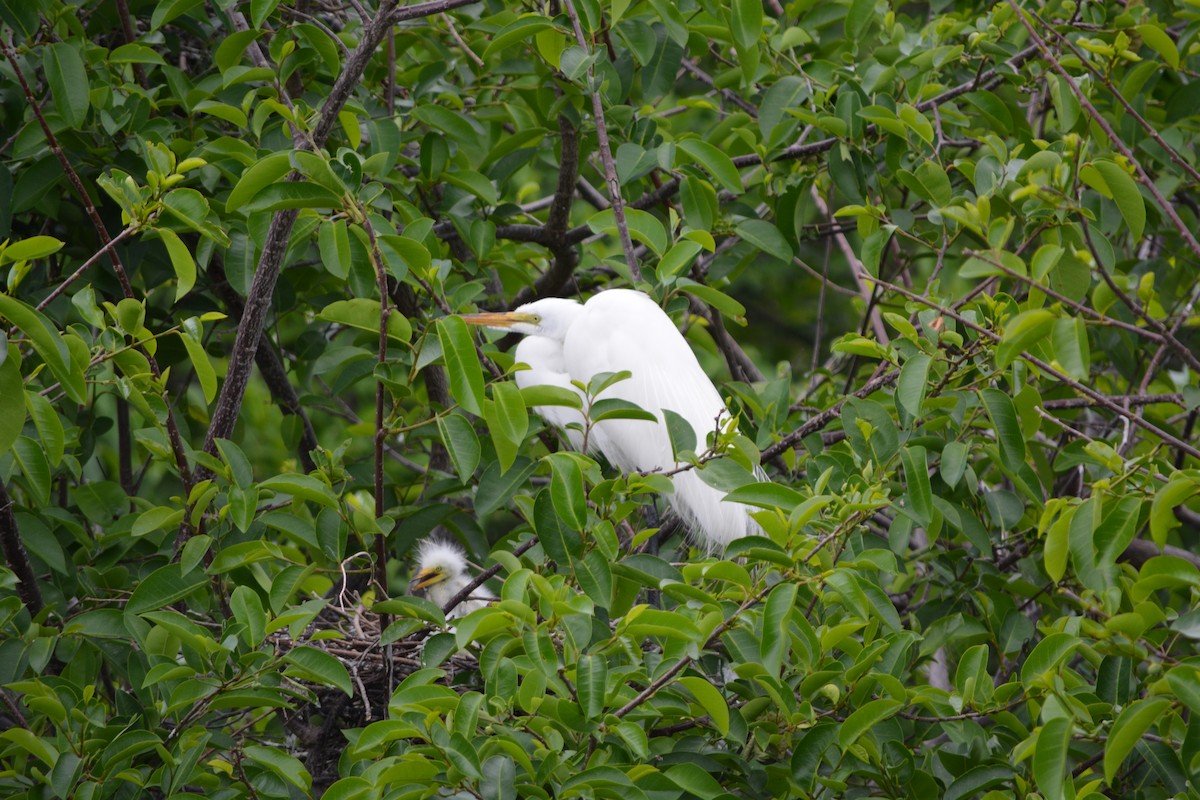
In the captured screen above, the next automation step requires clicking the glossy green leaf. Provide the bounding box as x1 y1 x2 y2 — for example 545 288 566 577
44 43 89 128
1104 697 1171 785
439 317 485 416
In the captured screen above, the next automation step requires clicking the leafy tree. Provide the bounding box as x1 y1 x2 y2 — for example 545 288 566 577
1 0 1199 798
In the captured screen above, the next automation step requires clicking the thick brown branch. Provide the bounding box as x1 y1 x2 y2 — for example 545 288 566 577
0 481 43 615
200 2 399 476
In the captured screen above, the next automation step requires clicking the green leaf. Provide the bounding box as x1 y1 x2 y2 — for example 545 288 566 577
586 208 668 256
1 235 64 263
901 445 933 525
437 414 481 482
216 438 254 488
474 457 536 517
664 763 723 799
0 294 86 403
284 646 353 696
226 152 293 212
729 0 763 53
980 388 1025 472
677 676 730 736
734 219 794 262
575 549 612 606
0 353 25 457
157 228 196 302
1136 23 1179 68
1083 160 1145 242
439 316 485 416
1150 476 1200 548
108 43 167 65
590 397 657 423
318 298 412 343
1033 717 1072 800
485 382 528 473
548 452 587 530
482 15 559 60
179 330 217 404
44 43 89 128
1166 666 1200 715
259 474 339 509
576 653 607 719
162 188 212 233
1051 316 1089 381
657 239 704 279
760 582 797 677
243 181 342 213
723 482 805 512
230 585 267 647
318 220 351 279
1020 632 1079 686
1104 697 1171 785
896 353 930 419
676 139 743 195
132 506 185 538
244 745 311 792
837 698 903 750
996 309 1056 369
534 487 582 563
150 0 204 31
663 408 696 459
940 441 968 489
128 564 208 614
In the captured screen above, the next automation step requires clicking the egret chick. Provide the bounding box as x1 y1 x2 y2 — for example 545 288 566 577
409 539 494 619
462 289 763 552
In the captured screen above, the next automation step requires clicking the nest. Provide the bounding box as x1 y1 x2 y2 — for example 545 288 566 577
264 597 478 791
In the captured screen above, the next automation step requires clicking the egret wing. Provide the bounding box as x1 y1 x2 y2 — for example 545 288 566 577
563 290 726 472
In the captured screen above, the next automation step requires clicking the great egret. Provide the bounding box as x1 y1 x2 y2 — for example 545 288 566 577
408 539 494 618
462 288 761 551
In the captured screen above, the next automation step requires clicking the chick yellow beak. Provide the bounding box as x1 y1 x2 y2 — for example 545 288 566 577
410 568 445 592
459 311 538 328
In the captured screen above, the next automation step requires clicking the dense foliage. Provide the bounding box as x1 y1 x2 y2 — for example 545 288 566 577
2 0 1200 797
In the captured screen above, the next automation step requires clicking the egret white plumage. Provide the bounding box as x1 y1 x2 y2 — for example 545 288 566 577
408 539 494 618
462 288 762 551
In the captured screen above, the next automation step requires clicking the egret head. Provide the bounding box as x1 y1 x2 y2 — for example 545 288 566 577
409 539 471 597
460 298 582 341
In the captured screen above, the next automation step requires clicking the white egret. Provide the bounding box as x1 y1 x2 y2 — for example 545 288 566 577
408 539 494 618
462 288 762 551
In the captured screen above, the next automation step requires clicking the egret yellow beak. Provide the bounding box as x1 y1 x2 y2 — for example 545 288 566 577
410 568 445 591
459 311 538 328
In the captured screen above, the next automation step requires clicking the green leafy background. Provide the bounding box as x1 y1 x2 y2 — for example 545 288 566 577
1 0 1199 798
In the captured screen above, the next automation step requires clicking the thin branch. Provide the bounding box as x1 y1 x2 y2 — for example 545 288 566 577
441 538 539 616
34 225 137 311
359 213 393 602
874 277 1200 463
561 0 641 281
